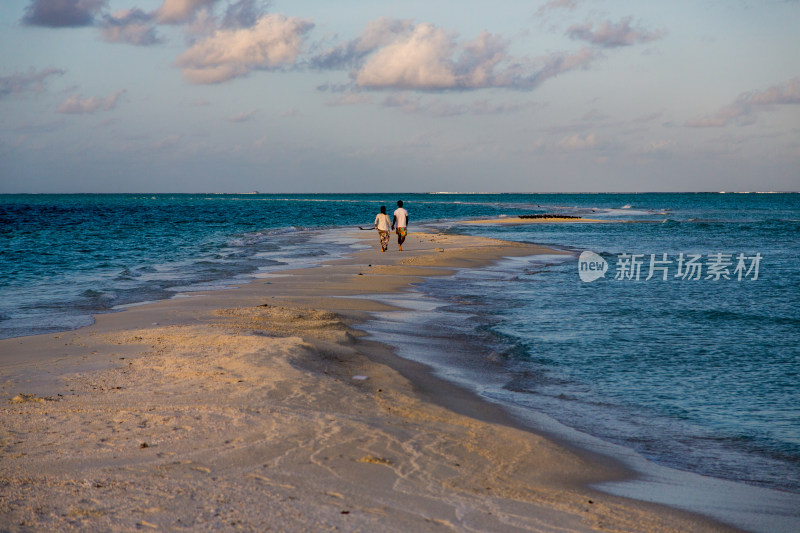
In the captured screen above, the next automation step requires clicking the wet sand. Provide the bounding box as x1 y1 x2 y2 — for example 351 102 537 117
0 230 736 532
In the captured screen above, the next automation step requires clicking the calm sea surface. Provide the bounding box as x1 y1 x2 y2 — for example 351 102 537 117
2 193 798 502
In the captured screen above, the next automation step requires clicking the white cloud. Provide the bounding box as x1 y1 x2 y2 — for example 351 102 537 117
57 89 126 114
317 19 599 92
746 78 800 106
156 0 218 24
686 78 800 128
567 17 664 48
174 14 314 84
311 17 414 70
356 23 458 90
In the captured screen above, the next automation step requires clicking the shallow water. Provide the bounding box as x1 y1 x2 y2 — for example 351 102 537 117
356 193 800 532
426 194 800 494
0 193 504 338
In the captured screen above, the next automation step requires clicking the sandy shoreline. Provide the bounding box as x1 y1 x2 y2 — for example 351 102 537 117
0 230 736 532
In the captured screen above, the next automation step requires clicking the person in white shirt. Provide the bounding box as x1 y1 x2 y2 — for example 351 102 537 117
374 205 392 252
392 200 409 251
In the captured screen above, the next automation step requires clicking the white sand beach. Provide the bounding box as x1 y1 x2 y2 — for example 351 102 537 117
0 231 736 532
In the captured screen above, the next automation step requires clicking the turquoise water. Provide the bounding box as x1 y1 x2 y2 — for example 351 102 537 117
2 193 799 502
0 193 504 337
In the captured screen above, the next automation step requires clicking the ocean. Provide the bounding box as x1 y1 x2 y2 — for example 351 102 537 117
0 193 505 338
2 193 798 526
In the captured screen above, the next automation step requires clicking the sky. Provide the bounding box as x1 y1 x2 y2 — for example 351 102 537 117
1 0 798 193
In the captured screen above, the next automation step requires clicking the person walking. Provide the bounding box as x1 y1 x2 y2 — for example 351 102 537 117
374 205 391 252
392 200 409 251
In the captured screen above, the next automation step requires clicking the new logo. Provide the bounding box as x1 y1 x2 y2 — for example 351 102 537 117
578 251 608 282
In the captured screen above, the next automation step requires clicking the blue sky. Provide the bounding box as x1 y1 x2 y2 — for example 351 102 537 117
1 0 798 193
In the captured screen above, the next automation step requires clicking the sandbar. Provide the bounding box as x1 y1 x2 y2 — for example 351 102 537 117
0 230 735 531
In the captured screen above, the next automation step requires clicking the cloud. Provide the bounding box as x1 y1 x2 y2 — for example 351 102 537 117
179 0 267 35
100 9 161 45
558 133 598 150
57 89 126 114
745 78 800 106
355 23 459 90
311 17 415 70
685 105 747 128
315 82 357 94
221 0 268 29
470 99 532 115
639 140 676 155
526 132 605 154
536 0 581 16
325 93 373 106
567 17 664 48
174 14 314 84
382 93 533 117
524 47 598 89
0 68 65 98
155 0 218 24
22 0 107 27
315 19 600 92
686 78 800 128
228 109 257 122
22 0 267 49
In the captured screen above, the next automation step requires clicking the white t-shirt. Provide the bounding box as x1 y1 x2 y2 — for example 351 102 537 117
374 213 391 232
393 207 408 228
